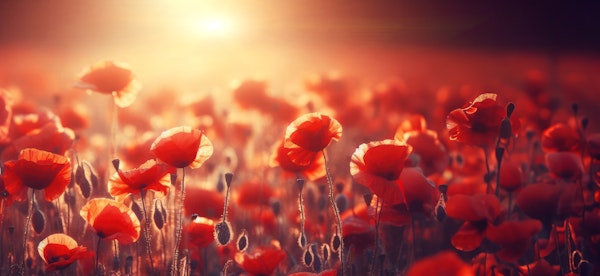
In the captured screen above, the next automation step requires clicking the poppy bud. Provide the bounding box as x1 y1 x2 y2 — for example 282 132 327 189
224 172 234 188
572 103 579 114
130 201 143 221
298 232 307 248
506 102 515 118
153 200 167 230
311 244 322 272
302 245 314 268
321 243 331 263
436 204 446 222
112 158 120 171
237 229 248 252
214 221 233 246
581 117 589 131
335 193 348 214
75 165 91 199
83 161 99 188
330 229 341 253
32 208 46 234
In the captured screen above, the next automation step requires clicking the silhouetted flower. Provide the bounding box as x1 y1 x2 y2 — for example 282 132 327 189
75 60 141 108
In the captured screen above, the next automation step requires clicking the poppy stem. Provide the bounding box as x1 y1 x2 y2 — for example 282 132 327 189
507 192 513 220
321 150 345 275
553 223 565 275
298 179 307 248
140 191 155 273
172 167 186 276
483 146 492 194
369 197 382 276
21 189 34 275
96 236 102 275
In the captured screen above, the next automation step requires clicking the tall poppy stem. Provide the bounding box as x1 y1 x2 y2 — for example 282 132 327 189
172 167 186 276
321 150 345 275
483 147 492 194
369 197 382 276
22 189 34 275
96 236 102 275
140 191 155 273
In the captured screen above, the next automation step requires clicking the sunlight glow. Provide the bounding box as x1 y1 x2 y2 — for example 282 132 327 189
188 15 236 38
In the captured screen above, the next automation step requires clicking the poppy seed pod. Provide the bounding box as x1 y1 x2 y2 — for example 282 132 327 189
214 220 233 246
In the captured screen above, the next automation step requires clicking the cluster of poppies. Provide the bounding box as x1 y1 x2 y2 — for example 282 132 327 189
0 60 599 276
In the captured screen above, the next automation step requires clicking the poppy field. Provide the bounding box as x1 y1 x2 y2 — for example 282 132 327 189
0 55 599 276
2 1 600 276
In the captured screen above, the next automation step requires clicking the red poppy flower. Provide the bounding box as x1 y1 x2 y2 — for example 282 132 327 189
516 183 562 224
3 148 71 202
397 128 448 176
350 139 412 205
498 160 524 192
37 233 94 272
234 246 286 276
342 215 375 254
151 126 213 169
284 113 342 166
57 102 90 130
541 123 581 153
235 180 274 208
80 198 141 245
233 79 299 123
185 216 215 248
486 219 542 262
184 187 231 219
446 93 513 147
545 152 583 180
270 140 325 181
400 167 439 215
108 159 175 201
74 60 141 108
1 116 75 162
445 194 501 251
406 251 474 276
